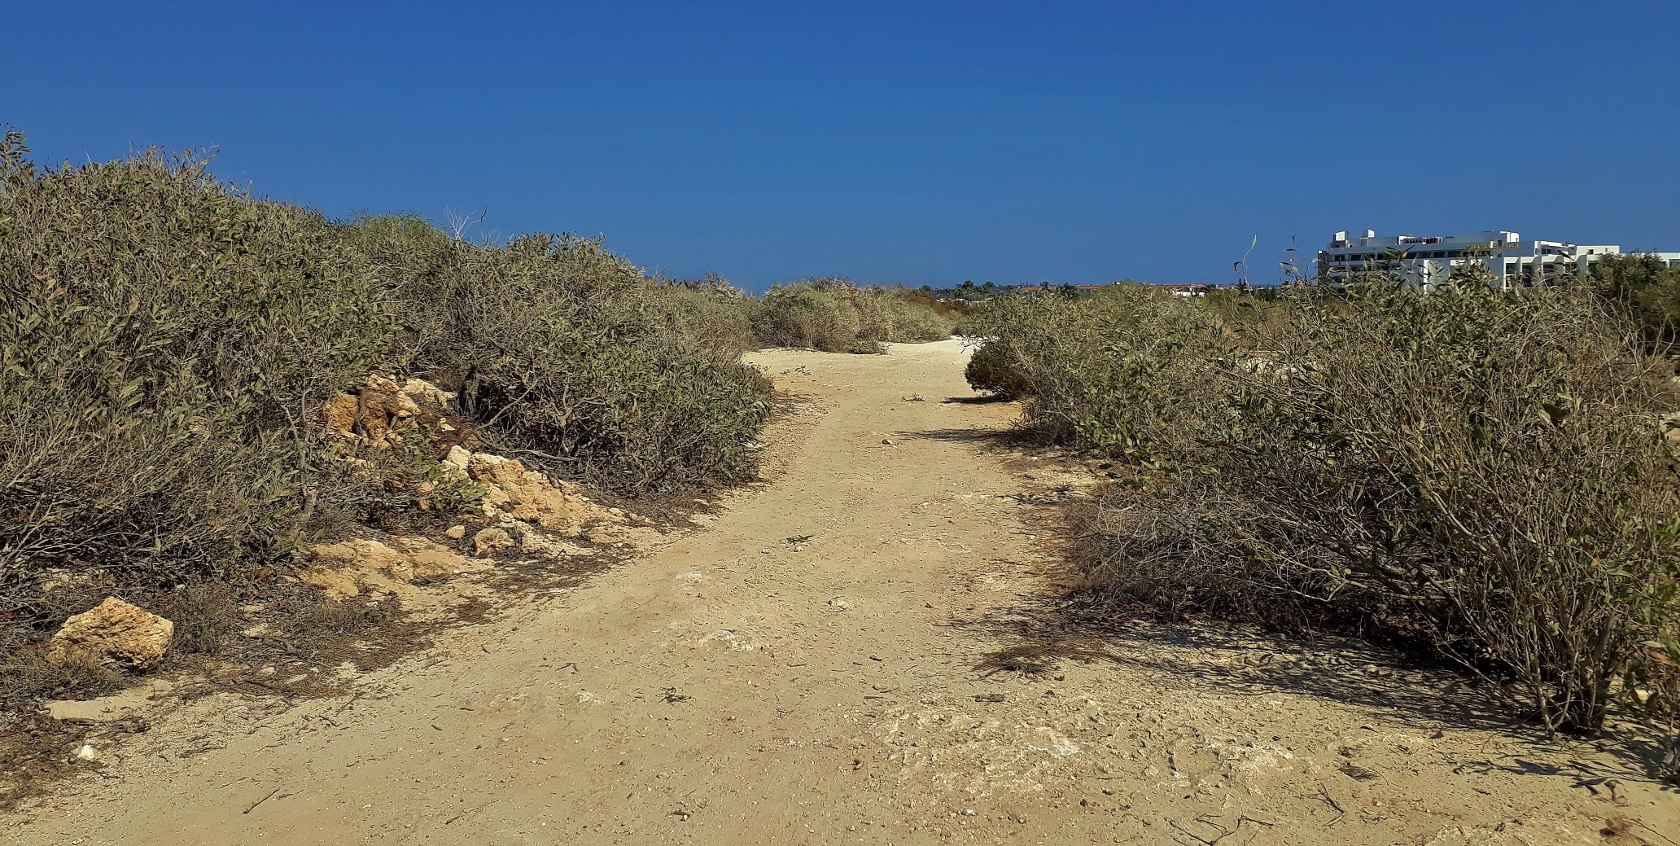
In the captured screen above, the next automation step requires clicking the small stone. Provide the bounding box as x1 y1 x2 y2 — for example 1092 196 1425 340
445 525 467 540
473 527 515 558
827 596 852 612
47 598 174 670
441 445 473 476
881 438 895 446
74 744 100 762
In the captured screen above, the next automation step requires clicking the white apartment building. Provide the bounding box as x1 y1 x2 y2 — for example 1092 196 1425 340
1315 229 1680 290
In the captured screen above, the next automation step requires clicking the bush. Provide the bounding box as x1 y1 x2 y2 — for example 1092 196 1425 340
752 278 952 352
994 277 1680 740
1205 284 1680 733
0 135 397 628
881 290 956 342
961 286 1234 457
0 132 774 656
1588 253 1680 350
406 234 771 494
963 339 1032 399
649 274 758 356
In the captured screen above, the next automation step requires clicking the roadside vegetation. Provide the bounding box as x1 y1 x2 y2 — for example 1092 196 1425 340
0 130 958 719
964 276 1680 779
0 133 779 700
751 277 954 353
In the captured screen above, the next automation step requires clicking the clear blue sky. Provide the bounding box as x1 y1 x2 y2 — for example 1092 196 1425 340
7 1 1678 290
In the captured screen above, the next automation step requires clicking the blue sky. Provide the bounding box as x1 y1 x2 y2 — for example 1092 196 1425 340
6 1 1678 290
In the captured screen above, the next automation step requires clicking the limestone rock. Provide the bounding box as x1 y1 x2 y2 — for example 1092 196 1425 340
465 453 597 533
390 537 474 580
321 393 361 440
401 378 455 409
306 536 479 596
440 445 473 479
445 524 467 540
298 566 364 599
312 538 414 583
361 375 420 419
319 375 425 449
473 527 516 558
47 598 174 670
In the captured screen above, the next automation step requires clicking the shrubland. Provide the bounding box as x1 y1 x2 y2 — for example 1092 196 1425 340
0 132 771 668
1588 252 1680 351
965 278 1680 775
751 277 953 353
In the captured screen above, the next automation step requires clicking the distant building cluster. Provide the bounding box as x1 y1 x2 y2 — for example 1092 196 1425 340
1316 229 1680 290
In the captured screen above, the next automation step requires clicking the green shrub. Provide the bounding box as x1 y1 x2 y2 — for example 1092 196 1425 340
0 136 397 627
413 234 771 494
1197 284 1680 733
882 291 955 342
753 280 870 351
963 339 1031 399
1588 253 1680 349
649 275 759 356
0 131 774 655
314 211 774 498
994 276 1680 740
333 213 460 366
960 286 1231 457
751 278 952 353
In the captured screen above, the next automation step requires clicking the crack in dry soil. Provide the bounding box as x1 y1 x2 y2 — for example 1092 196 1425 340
6 340 1677 845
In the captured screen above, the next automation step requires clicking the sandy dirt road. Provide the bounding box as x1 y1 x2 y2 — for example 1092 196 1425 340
9 340 1677 845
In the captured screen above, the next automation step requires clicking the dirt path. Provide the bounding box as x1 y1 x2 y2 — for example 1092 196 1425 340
9 340 1677 845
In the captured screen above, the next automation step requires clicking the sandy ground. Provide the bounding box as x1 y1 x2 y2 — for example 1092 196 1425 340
7 339 1678 845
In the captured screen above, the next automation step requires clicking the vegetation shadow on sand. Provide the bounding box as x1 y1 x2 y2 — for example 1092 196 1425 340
954 577 1680 790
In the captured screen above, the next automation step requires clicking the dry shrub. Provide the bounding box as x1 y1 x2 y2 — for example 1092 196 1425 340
753 278 952 353
283 594 400 639
650 275 759 355
152 583 242 657
881 291 956 342
963 339 1032 399
961 285 1241 457
0 132 396 633
1589 252 1680 350
396 232 772 495
999 277 1680 752
0 647 125 703
1 133 776 688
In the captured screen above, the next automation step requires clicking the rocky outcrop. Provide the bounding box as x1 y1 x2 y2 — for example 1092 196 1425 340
302 537 482 598
438 450 660 550
47 598 174 670
303 375 665 603
321 375 442 449
401 378 455 409
463 453 600 533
